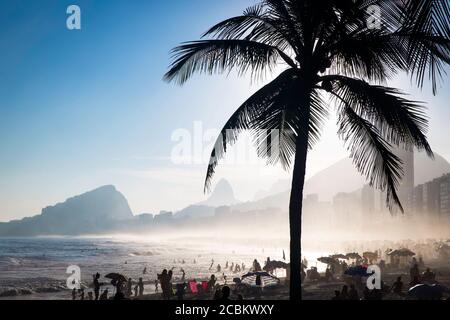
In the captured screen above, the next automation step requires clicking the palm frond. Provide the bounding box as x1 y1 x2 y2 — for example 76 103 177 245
204 68 299 191
335 95 404 212
321 75 433 157
164 39 296 84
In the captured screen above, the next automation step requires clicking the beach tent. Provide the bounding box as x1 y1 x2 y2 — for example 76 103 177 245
189 280 198 294
241 272 280 288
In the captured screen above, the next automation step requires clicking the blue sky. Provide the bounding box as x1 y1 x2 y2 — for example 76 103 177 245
0 0 449 221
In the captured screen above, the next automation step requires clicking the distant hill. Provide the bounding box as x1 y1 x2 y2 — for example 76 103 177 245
249 151 450 209
174 179 239 219
0 185 133 236
196 179 239 207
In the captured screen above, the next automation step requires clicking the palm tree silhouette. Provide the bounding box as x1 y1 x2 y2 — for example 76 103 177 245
165 0 450 300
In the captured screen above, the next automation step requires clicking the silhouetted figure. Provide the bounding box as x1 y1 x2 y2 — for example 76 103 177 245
410 263 420 283
99 289 108 300
181 268 186 282
134 284 138 297
87 292 93 300
154 279 159 293
225 261 228 269
217 264 221 273
126 278 133 298
143 267 147 274
138 277 144 296
79 288 85 300
341 285 349 300
325 268 333 282
348 285 359 300
93 273 101 300
282 250 286 261
72 288 77 300
422 268 435 283
252 259 262 272
158 269 172 300
332 290 342 300
176 283 187 300
208 275 216 292
391 276 404 295
220 286 231 300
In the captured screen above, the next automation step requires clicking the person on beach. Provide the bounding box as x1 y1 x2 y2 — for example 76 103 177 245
155 279 159 293
138 277 144 296
348 285 359 300
134 284 138 297
223 273 227 284
410 262 420 282
341 285 349 300
158 269 172 300
143 267 147 274
99 289 108 300
219 286 231 300
87 292 93 300
208 275 216 292
331 290 342 300
126 278 133 298
181 268 186 282
79 288 85 300
325 267 333 282
72 288 77 300
225 261 228 269
93 273 101 300
391 276 404 295
217 264 221 273
252 259 262 272
422 268 435 283
175 283 187 300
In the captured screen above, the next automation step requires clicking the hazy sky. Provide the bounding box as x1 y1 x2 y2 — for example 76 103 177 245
0 0 449 221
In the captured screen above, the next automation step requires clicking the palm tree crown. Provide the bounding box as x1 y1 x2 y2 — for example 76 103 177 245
165 0 450 299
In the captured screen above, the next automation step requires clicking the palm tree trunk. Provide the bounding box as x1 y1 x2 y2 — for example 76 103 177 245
288 84 311 300
289 135 308 300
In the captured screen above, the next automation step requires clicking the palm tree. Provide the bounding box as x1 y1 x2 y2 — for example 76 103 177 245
164 0 450 300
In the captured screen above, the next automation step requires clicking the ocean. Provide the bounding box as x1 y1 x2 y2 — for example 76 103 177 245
0 236 330 300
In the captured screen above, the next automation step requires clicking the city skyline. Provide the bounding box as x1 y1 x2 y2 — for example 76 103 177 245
1 0 450 221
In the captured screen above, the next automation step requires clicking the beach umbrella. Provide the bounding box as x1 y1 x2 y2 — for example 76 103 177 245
345 252 362 260
317 257 337 265
105 273 127 286
263 260 288 271
408 284 450 300
388 248 415 257
241 272 280 288
330 254 347 260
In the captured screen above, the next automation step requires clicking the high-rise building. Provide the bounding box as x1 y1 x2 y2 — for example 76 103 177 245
395 148 415 211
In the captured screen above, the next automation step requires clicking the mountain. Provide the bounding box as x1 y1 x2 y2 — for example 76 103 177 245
0 185 133 236
197 179 239 207
174 179 239 220
249 151 450 209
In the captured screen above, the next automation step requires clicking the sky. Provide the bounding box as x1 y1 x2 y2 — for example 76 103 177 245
0 0 449 221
